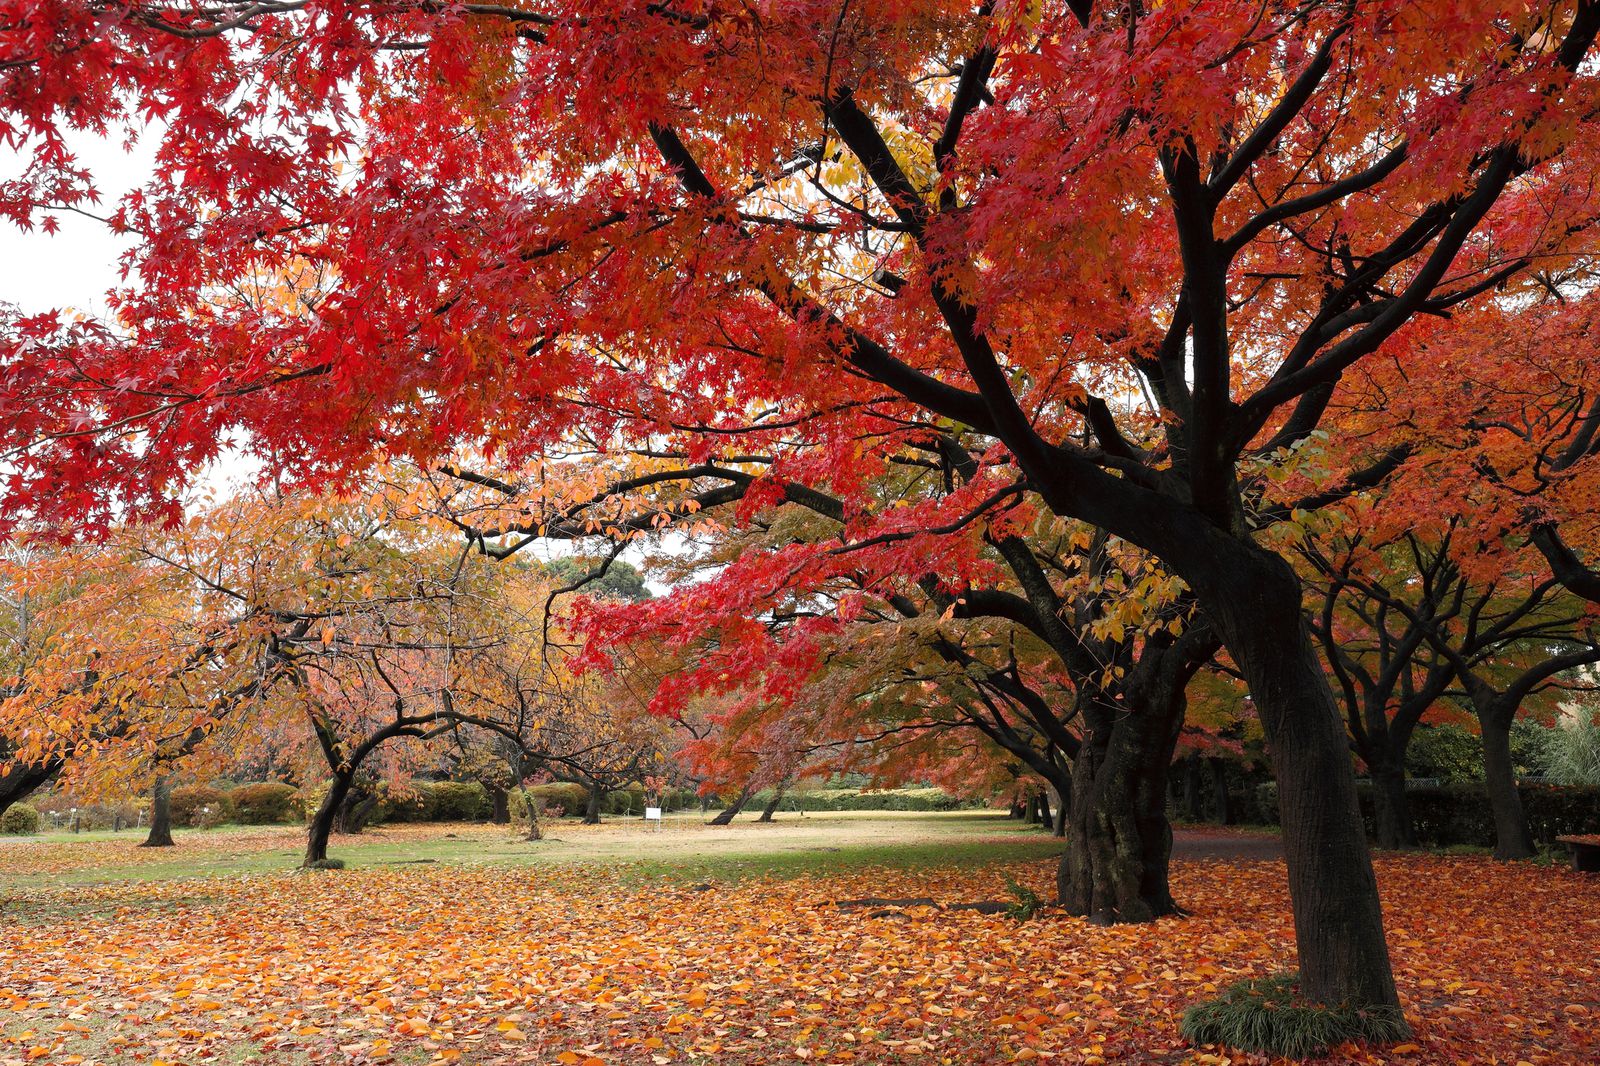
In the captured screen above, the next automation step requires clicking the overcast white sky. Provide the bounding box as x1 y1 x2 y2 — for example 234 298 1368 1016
2 130 156 318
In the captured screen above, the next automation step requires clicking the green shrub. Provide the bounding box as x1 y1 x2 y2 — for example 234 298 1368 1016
378 781 439 824
1253 780 1600 849
605 787 646 815
171 784 232 826
427 781 490 821
228 782 297 824
753 786 967 813
517 782 590 818
1181 973 1408 1059
1 803 40 835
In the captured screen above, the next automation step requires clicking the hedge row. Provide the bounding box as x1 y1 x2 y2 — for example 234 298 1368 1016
1252 781 1600 849
754 787 970 812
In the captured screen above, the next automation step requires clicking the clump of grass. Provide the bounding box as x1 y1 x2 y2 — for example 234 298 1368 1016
1002 874 1045 922
1181 973 1408 1059
302 858 346 871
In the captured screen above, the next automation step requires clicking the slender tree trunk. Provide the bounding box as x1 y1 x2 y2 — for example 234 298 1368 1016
1207 757 1233 826
757 780 789 822
1049 785 1067 837
1210 555 1400 1011
1369 762 1414 850
305 774 353 866
1479 707 1535 860
1182 754 1203 822
518 787 543 841
582 783 603 825
709 782 755 826
140 775 175 848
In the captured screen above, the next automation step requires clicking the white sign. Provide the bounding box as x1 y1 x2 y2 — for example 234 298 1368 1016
644 807 663 821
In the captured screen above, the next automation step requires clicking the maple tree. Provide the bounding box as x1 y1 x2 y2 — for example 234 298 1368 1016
5 0 1600 1019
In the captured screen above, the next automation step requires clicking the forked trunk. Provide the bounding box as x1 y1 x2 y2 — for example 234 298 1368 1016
1058 686 1184 925
140 774 175 848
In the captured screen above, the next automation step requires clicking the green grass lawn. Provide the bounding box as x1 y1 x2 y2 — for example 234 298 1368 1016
0 809 1064 892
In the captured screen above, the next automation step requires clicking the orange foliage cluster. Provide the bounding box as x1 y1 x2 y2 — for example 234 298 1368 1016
0 847 1594 1066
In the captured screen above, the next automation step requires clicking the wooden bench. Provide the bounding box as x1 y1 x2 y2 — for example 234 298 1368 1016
1556 834 1600 872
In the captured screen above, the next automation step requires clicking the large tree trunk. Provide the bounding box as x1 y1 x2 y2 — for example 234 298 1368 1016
757 780 789 822
1049 785 1067 837
582 783 604 825
336 783 379 835
140 775 175 848
0 753 60 819
1479 706 1535 860
709 782 755 826
1210 553 1400 1011
1368 762 1414 850
305 773 353 866
489 784 511 825
1058 684 1185 925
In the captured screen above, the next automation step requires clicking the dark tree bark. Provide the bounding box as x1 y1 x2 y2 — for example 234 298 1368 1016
1478 703 1536 860
489 784 511 825
140 774 175 848
757 780 789 822
305 771 353 866
341 789 381 834
0 753 60 819
582 783 604 825
1057 626 1211 925
1059 688 1185 924
1206 553 1399 1009
1368 762 1413 851
1181 754 1203 822
709 782 755 826
1207 757 1233 825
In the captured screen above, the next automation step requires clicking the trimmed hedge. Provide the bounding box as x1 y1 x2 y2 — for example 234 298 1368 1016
1 802 40 835
754 786 969 813
171 785 231 826
428 781 490 821
228 782 298 824
513 782 590 819
1253 781 1600 849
